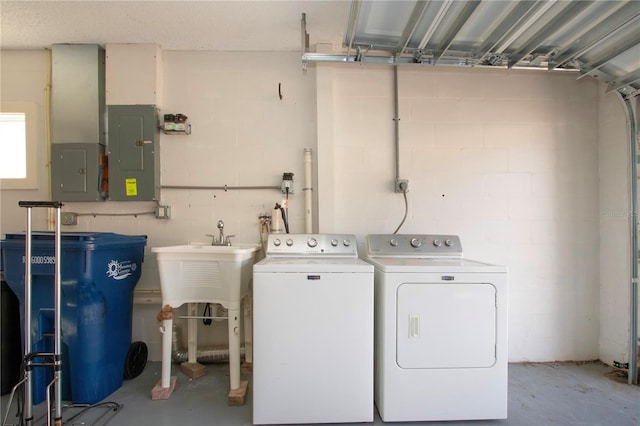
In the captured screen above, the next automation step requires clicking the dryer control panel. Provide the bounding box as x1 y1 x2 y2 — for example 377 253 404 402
266 233 358 257
366 234 462 257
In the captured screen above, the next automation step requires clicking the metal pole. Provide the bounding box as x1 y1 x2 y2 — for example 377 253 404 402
24 207 33 426
54 205 63 425
18 201 64 425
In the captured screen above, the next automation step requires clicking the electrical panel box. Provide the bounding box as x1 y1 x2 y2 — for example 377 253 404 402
107 105 159 201
51 44 106 145
51 143 107 201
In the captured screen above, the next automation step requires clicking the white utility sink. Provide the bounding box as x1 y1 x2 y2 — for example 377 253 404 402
151 242 261 403
152 242 260 309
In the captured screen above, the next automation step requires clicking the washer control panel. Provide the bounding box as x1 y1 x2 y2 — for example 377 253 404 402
267 234 357 257
366 234 462 257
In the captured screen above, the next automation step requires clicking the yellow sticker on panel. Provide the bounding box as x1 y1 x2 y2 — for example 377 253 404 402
125 178 138 196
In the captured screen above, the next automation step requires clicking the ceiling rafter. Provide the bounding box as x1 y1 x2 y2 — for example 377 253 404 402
433 0 480 64
397 1 430 56
506 1 593 69
303 1 640 96
606 68 640 94
548 1 635 70
577 30 640 79
417 0 453 51
473 1 541 65
344 0 362 60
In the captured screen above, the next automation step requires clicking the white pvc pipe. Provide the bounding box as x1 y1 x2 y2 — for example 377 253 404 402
304 148 313 233
228 308 241 389
161 319 172 388
187 303 197 364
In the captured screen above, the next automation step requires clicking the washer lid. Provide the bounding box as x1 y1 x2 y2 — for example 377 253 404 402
254 257 373 273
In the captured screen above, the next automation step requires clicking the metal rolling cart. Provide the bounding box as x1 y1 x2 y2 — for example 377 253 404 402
3 201 139 426
3 201 64 426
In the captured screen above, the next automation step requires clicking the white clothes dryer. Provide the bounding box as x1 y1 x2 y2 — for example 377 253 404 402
365 234 508 422
253 234 374 425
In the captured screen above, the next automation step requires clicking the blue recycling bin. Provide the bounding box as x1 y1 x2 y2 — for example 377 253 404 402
1 232 147 404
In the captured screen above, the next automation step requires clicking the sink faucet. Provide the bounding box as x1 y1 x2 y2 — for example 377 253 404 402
217 220 226 245
207 220 234 246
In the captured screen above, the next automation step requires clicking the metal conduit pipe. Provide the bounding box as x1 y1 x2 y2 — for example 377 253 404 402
160 185 280 191
304 148 313 233
393 66 400 183
170 323 245 364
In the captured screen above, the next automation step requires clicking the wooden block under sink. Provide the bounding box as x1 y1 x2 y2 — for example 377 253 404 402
227 380 249 406
151 376 177 400
181 362 206 379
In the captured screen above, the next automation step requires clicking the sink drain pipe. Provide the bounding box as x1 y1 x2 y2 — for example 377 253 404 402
170 323 245 364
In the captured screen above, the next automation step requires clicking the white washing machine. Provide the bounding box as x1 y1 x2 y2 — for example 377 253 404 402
365 234 508 422
252 234 374 425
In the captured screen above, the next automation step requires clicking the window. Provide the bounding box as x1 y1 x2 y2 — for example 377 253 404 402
0 102 38 189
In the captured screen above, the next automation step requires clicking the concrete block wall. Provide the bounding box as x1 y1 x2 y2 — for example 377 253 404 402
0 51 50 226
1 48 633 364
316 64 603 362
70 51 318 359
598 87 632 366
106 43 163 106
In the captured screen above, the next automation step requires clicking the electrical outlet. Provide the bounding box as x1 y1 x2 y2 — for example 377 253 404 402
395 179 409 193
281 172 294 194
61 212 78 226
155 205 171 219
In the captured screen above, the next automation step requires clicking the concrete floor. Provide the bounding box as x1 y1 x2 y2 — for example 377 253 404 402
1 361 638 426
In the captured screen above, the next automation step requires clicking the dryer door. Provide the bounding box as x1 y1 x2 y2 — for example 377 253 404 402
396 283 496 369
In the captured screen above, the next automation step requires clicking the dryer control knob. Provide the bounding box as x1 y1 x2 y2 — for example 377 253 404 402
343 239 351 247
390 239 399 247
445 239 454 247
331 239 338 247
433 239 442 247
286 239 294 247
273 238 281 246
307 238 318 248
410 238 422 248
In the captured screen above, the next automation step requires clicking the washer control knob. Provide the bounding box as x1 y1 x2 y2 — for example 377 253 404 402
343 239 351 247
331 239 339 247
286 239 294 247
390 239 399 247
273 238 281 246
307 238 318 248
410 238 422 248
433 239 443 247
445 239 454 247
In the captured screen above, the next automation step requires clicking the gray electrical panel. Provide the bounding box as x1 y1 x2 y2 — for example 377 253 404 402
51 44 106 145
107 105 159 201
51 143 106 201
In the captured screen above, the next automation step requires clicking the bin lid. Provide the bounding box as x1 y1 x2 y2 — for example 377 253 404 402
1 232 147 251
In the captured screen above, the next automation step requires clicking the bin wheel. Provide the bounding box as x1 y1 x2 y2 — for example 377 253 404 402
124 341 148 380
